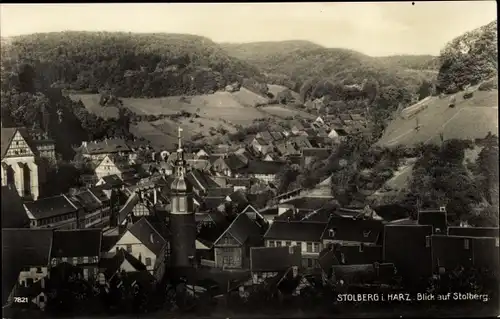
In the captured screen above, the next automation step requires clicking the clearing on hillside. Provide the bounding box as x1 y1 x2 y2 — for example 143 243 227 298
377 86 498 148
69 93 120 119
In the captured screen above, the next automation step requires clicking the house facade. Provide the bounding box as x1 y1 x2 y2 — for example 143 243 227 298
1 127 48 200
24 195 81 229
263 221 327 269
50 229 102 280
109 217 168 281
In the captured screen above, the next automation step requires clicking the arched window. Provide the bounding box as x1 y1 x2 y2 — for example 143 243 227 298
178 196 186 212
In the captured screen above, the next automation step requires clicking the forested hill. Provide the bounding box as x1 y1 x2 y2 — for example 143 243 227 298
220 40 324 64
220 41 439 91
436 19 497 93
0 31 264 98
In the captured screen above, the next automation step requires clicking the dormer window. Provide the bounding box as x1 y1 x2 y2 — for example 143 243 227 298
435 228 441 233
328 228 336 237
363 230 371 238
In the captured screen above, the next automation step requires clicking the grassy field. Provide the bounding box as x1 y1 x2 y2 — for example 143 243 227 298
377 87 498 148
70 87 314 147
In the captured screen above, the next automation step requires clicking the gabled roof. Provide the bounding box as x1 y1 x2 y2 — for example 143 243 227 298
2 228 53 267
226 178 252 188
250 246 301 272
1 185 30 228
215 213 262 246
447 227 499 238
207 187 234 198
224 154 248 171
101 235 120 253
241 160 283 175
197 222 229 249
3 232 53 303
100 174 124 187
74 189 102 212
1 127 40 159
118 192 141 224
100 248 147 280
320 217 384 244
127 217 167 256
264 221 326 242
228 191 249 206
51 229 102 258
257 131 274 143
186 169 220 191
24 195 79 220
81 138 131 155
302 148 332 158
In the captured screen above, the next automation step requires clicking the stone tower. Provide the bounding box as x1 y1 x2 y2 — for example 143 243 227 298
169 127 196 267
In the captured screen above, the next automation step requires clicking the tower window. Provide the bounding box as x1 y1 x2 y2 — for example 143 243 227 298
178 197 186 212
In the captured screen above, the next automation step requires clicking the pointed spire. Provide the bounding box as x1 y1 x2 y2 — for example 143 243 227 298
177 126 183 152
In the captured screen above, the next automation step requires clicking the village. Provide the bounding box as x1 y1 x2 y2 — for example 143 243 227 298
2 109 499 316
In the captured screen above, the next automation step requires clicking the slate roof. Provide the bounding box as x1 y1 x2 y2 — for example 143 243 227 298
202 197 226 211
225 154 248 171
74 189 102 212
81 138 131 155
24 195 78 220
302 148 332 158
447 227 499 238
101 235 120 253
241 160 283 175
100 248 147 280
321 216 384 244
264 221 326 242
51 229 102 258
226 178 252 188
128 217 167 256
186 169 220 191
228 191 249 206
215 213 262 246
88 187 111 204
100 174 124 187
118 192 141 224
250 246 302 272
197 222 229 249
1 185 30 228
207 188 234 198
2 229 53 305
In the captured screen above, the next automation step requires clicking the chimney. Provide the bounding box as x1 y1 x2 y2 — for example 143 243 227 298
153 188 158 204
82 141 87 148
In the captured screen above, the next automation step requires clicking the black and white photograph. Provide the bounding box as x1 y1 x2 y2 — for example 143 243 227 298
1 2 498 318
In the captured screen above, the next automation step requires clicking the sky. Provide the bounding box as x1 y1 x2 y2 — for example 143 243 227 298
0 2 497 56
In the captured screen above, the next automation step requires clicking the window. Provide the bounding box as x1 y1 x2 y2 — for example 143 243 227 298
328 229 336 237
36 267 42 273
73 257 78 265
496 238 499 247
307 258 313 268
83 257 89 264
296 241 301 249
223 247 233 253
62 257 67 262
126 244 132 253
145 258 152 266
306 242 313 253
269 241 275 247
313 243 320 253
435 228 441 234
285 241 291 247
276 241 282 247
363 230 371 238
425 237 431 248
301 258 308 268
178 197 186 212
39 296 45 303
464 239 470 250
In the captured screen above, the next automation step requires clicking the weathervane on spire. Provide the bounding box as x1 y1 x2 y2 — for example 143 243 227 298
177 126 183 152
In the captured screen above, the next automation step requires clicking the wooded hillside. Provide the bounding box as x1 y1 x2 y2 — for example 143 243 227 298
1 31 265 98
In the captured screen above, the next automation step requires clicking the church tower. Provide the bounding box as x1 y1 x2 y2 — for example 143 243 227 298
169 127 196 267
